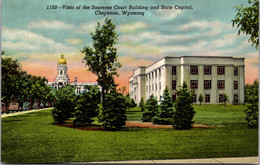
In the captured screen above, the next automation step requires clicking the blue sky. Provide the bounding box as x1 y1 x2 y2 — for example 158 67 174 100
2 0 258 89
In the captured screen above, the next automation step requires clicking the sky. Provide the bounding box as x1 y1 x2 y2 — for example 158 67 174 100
2 0 258 92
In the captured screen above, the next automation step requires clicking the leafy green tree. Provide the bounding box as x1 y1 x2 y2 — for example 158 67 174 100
141 95 159 122
245 80 259 128
98 90 127 130
232 0 259 48
51 86 76 124
82 18 121 100
198 93 204 105
222 93 229 106
173 82 195 130
153 87 174 125
73 86 101 127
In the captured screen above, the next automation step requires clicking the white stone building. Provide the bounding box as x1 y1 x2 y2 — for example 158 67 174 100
129 56 245 105
46 54 98 94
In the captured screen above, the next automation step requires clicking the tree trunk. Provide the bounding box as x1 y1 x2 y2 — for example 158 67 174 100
30 97 32 109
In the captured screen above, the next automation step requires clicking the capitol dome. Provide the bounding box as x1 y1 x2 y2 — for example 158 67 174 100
58 54 67 64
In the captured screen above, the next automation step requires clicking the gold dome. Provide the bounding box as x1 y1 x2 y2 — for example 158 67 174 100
58 54 67 64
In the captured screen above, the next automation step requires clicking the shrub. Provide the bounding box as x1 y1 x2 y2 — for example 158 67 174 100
51 86 76 124
198 93 204 105
73 86 101 127
222 93 229 106
99 91 127 131
139 98 144 108
153 87 174 125
245 80 259 128
173 81 195 130
141 95 159 122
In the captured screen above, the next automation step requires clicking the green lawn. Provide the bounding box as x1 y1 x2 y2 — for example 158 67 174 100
1 105 258 163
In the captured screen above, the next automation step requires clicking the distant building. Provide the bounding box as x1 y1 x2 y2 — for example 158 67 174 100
129 56 245 105
46 54 98 94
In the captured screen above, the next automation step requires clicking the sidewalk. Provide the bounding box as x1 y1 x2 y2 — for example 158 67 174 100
74 157 258 164
1 108 51 118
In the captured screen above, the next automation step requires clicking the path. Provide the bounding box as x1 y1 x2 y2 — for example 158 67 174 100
1 108 52 118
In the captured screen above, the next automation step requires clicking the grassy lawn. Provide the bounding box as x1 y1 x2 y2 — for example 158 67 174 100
2 105 258 163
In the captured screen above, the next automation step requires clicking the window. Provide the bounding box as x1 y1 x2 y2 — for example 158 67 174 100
155 70 157 78
205 94 210 103
219 94 224 103
172 66 176 75
159 69 161 77
218 80 225 89
234 67 238 75
152 84 154 91
204 80 211 89
190 66 198 74
234 81 238 89
149 85 151 92
152 72 154 79
172 93 177 102
234 94 238 103
146 86 148 92
155 83 157 91
204 66 212 74
193 94 197 103
217 66 225 75
190 80 198 89
172 80 176 90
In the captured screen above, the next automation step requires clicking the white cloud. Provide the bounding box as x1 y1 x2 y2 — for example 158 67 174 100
2 27 77 53
27 20 74 30
179 20 233 36
76 19 105 34
66 38 83 45
153 9 182 20
118 21 149 33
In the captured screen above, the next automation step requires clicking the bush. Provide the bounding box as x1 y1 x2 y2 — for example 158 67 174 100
51 86 76 124
99 91 127 131
73 86 101 127
198 93 204 105
141 95 159 122
153 87 174 125
245 80 258 128
173 82 195 130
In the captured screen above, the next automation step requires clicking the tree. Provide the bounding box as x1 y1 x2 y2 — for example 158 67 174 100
98 90 127 130
82 18 121 100
141 95 159 122
51 86 76 124
244 80 258 128
173 82 196 130
139 97 144 108
198 93 204 105
73 86 101 127
153 87 174 125
232 0 259 48
222 93 229 106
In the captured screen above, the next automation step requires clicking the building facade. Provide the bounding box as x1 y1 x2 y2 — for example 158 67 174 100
46 54 98 94
129 56 245 105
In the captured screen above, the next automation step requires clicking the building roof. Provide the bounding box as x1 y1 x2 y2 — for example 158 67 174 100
58 54 67 64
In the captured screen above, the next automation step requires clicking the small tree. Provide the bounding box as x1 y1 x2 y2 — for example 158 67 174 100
198 93 204 105
153 87 174 125
98 90 127 131
73 86 101 127
245 80 258 128
141 95 159 122
173 82 195 130
51 86 76 124
222 93 229 106
139 97 144 108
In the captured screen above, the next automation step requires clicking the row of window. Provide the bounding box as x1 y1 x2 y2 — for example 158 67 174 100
172 94 239 103
172 80 238 90
147 82 162 92
147 69 161 81
171 66 239 75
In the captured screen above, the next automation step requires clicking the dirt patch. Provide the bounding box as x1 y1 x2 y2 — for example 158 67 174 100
126 121 218 129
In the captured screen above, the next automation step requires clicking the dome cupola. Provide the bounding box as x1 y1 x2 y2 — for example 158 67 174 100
58 54 67 64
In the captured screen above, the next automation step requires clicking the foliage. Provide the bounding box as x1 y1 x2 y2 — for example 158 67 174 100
139 97 144 108
22 102 30 110
222 93 229 106
141 95 159 122
244 80 259 128
173 82 195 130
153 87 174 125
73 86 101 127
98 90 127 130
82 18 121 99
232 0 259 48
198 93 204 105
51 86 76 124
